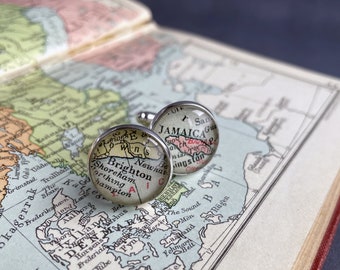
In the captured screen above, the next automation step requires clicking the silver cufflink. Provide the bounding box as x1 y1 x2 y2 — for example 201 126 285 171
88 101 219 205
137 101 219 175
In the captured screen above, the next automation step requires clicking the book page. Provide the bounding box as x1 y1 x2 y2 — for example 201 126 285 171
219 90 340 270
0 23 339 270
0 0 150 80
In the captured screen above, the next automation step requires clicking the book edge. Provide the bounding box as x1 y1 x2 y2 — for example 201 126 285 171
292 170 340 270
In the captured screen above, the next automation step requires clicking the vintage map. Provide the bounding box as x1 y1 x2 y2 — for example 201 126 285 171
0 0 148 77
0 1 338 269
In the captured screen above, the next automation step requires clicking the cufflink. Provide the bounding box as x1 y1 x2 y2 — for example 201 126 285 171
88 101 219 206
88 124 173 205
137 101 219 175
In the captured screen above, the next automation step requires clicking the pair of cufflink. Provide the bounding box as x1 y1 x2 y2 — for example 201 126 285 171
88 101 219 205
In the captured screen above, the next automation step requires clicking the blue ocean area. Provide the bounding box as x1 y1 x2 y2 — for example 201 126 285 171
42 34 270 268
25 7 68 54
99 115 269 269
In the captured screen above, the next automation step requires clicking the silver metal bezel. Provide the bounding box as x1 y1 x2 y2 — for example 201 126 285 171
150 101 217 130
149 101 219 175
88 124 173 205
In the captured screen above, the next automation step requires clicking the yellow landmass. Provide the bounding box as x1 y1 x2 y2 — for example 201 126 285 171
0 4 45 73
0 69 128 175
94 128 163 160
0 107 44 205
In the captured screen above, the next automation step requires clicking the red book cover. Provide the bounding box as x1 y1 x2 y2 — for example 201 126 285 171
312 197 340 270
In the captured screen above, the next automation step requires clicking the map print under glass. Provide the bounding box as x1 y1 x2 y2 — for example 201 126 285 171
150 101 219 175
0 19 336 270
89 125 172 205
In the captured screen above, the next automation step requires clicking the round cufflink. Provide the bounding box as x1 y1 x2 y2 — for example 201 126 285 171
88 124 173 205
137 101 219 175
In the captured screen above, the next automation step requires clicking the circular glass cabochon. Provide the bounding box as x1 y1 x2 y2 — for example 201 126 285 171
150 101 219 175
88 125 173 205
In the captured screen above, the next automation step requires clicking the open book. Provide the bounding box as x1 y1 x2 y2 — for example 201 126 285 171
0 1 339 269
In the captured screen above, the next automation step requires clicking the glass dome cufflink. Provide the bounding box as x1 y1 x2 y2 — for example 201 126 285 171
88 101 219 205
137 101 219 175
88 124 173 205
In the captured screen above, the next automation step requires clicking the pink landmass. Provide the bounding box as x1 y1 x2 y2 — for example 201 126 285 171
0 0 139 47
166 135 212 156
87 36 162 72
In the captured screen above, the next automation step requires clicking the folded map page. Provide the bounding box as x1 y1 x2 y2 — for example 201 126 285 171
0 0 150 80
0 1 339 269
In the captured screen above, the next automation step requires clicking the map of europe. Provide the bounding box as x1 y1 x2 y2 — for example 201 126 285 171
0 1 337 269
0 0 145 76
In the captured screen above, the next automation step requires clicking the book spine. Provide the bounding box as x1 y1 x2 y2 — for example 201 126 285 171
311 196 340 270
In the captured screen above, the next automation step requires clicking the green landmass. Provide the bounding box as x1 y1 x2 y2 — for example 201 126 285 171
0 4 45 72
157 181 188 208
0 69 128 175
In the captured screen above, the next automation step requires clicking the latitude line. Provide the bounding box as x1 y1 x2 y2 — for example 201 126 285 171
208 171 248 189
